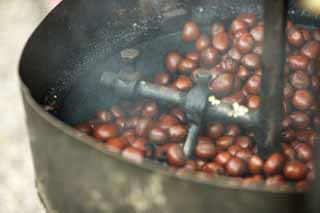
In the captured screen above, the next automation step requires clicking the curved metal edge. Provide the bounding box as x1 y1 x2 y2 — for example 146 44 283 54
17 0 305 196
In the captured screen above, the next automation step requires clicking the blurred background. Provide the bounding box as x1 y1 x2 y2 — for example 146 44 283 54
0 1 61 212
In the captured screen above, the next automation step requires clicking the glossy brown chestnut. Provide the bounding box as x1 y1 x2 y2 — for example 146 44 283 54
250 23 264 43
287 28 305 47
106 137 127 153
292 89 313 111
207 122 224 139
263 153 285 176
290 70 310 89
167 144 187 167
241 53 260 69
148 127 169 144
231 18 248 35
284 160 307 181
135 118 153 137
178 58 198 73
195 142 216 160
208 73 234 97
216 135 235 149
235 33 255 54
200 47 220 66
239 13 256 27
235 148 252 162
168 125 187 143
289 111 311 130
214 151 232 166
202 162 225 175
301 41 320 59
225 157 247 177
244 74 261 95
211 22 226 37
121 147 144 163
96 111 113 122
186 51 201 62
248 155 264 175
212 32 229 52
195 34 211 51
247 95 260 109
172 75 193 91
154 72 171 85
182 21 201 42
94 124 119 141
165 51 182 73
287 55 309 70
142 101 159 118
295 143 313 162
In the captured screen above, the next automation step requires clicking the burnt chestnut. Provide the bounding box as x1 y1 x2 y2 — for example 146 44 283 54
225 157 247 177
284 160 307 181
182 21 201 42
263 153 285 176
195 34 211 51
292 89 313 111
165 51 182 73
94 124 119 141
167 144 186 167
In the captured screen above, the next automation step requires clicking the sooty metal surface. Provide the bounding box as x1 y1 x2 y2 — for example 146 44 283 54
19 0 320 212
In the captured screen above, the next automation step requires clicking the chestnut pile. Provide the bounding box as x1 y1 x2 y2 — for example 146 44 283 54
75 13 320 191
